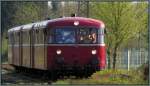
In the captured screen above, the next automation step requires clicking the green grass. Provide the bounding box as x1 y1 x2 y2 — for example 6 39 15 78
52 69 148 85
2 36 8 63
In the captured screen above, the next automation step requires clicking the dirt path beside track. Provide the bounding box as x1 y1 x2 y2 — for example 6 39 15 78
1 64 52 85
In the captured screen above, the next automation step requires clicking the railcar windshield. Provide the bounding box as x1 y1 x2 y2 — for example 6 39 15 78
48 27 99 44
55 27 76 44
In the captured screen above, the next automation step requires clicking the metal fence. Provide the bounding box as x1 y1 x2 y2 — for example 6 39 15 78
109 48 148 70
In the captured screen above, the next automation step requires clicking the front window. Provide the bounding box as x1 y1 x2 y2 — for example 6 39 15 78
55 27 76 44
78 27 97 44
48 26 98 44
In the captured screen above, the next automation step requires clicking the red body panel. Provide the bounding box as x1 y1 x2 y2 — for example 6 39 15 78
99 46 106 69
47 45 106 69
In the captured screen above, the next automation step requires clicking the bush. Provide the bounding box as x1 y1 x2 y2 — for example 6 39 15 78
53 69 148 85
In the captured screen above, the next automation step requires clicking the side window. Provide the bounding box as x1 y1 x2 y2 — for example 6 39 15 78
29 30 32 44
22 31 25 44
8 33 10 44
12 32 15 44
8 33 11 44
14 32 17 44
99 28 104 35
48 29 53 44
26 31 30 44
30 29 35 44
38 29 44 44
35 29 44 44
35 29 39 44
98 28 105 44
16 32 19 44
22 31 29 44
40 29 44 43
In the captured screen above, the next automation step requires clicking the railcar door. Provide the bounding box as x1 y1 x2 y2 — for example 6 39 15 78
13 31 20 66
33 27 46 70
22 29 31 68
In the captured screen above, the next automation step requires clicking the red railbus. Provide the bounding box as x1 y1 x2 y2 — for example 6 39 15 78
8 17 106 77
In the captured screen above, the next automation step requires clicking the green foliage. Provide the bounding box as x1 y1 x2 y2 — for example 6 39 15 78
47 2 78 18
90 2 148 69
13 2 46 25
1 2 48 62
53 69 148 85
1 1 19 33
1 34 8 63
53 80 70 85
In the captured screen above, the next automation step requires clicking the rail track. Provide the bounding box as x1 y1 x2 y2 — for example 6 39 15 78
2 64 56 85
1 63 90 85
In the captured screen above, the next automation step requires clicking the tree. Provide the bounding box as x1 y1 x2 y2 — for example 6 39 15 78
90 2 148 69
1 1 48 62
1 1 19 35
13 2 47 26
1 1 20 62
47 1 78 18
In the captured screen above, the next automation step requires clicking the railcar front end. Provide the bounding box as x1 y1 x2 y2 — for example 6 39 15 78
46 18 106 74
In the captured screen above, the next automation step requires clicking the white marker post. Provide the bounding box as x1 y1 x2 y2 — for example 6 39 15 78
127 49 130 71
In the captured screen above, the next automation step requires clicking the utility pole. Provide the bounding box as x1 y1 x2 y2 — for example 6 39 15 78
148 0 150 72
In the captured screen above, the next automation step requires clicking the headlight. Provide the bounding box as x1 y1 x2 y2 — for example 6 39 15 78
74 21 79 26
56 49 61 55
91 50 97 55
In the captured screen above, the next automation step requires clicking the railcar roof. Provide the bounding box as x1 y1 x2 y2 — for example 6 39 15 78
8 17 104 32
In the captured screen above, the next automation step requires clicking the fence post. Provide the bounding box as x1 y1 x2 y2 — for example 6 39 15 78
127 49 130 71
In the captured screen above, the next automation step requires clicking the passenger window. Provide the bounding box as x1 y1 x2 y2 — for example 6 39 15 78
14 32 18 44
35 29 39 44
22 31 25 44
99 28 104 35
22 31 29 44
39 29 44 43
35 29 44 44
8 33 13 44
27 32 30 44
16 32 19 44
48 29 53 44
13 32 15 44
15 32 18 44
